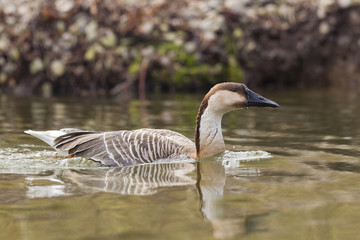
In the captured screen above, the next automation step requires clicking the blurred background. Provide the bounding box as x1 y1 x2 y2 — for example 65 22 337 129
1 1 360 239
1 0 359 97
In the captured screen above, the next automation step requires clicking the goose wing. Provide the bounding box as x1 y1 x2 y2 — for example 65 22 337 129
53 128 195 166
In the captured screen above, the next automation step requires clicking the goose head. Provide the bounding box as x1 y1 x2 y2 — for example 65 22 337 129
203 82 279 114
195 82 279 158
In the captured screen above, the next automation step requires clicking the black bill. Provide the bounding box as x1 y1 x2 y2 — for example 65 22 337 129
245 86 280 108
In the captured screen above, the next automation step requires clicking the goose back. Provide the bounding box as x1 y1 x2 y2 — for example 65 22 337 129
54 128 195 166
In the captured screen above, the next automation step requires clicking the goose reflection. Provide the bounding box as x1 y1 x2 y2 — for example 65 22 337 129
197 160 243 239
25 153 265 239
196 156 267 239
61 162 196 195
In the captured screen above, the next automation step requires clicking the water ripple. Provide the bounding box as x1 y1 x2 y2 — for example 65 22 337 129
216 150 272 168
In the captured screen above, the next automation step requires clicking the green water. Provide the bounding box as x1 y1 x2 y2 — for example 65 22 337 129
0 90 359 239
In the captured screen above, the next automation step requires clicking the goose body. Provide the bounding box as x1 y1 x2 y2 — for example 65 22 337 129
25 82 279 166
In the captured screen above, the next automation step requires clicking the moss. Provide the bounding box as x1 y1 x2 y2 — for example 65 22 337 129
227 55 244 82
129 56 142 76
233 28 243 39
30 57 44 74
84 46 96 62
147 36 245 90
10 48 20 61
175 51 197 67
156 42 182 55
173 64 219 88
100 32 117 48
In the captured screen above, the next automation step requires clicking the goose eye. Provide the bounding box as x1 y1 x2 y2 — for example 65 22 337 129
231 88 239 92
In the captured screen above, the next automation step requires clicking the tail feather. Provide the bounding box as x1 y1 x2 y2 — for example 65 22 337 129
24 130 69 155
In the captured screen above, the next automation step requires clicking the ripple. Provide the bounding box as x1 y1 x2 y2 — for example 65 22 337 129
216 150 272 168
0 146 101 174
0 146 273 175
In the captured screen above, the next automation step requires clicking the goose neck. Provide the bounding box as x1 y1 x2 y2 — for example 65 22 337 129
195 104 225 158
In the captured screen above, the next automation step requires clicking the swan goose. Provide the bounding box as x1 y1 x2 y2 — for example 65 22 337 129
25 82 279 166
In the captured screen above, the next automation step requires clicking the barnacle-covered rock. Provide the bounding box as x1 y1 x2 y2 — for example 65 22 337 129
0 35 10 51
0 0 359 96
30 58 44 74
50 60 65 77
100 30 117 48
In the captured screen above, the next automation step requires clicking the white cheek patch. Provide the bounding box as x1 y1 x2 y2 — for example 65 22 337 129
230 92 246 105
208 90 247 113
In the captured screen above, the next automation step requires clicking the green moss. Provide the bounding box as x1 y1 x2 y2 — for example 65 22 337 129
173 64 219 88
156 42 182 55
30 57 44 74
0 73 7 84
227 55 244 82
233 28 243 39
100 32 117 48
128 35 245 91
129 57 142 76
176 51 197 67
84 46 96 61
10 47 20 61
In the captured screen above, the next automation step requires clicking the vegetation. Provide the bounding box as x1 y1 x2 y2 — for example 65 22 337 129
0 0 359 96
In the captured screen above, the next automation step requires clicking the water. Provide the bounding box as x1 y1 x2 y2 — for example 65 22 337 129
0 89 359 239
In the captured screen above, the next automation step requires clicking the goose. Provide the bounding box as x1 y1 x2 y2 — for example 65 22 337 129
25 82 279 166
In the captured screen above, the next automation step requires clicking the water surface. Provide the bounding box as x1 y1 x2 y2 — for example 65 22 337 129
0 90 359 239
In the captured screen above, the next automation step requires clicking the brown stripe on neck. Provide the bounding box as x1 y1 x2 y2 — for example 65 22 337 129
195 97 209 158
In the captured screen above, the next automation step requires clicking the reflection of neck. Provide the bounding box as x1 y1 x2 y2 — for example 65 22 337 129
196 161 226 219
196 161 243 239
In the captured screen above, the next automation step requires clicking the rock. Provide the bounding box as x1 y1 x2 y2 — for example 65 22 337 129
338 0 352 8
3 62 16 74
50 60 66 77
139 21 154 35
84 46 96 62
0 36 10 51
319 22 330 35
1 0 360 96
55 0 75 13
230 1 360 89
100 30 117 48
30 58 44 74
184 41 196 53
0 73 7 84
56 21 66 32
85 20 98 41
10 48 20 60
141 46 155 58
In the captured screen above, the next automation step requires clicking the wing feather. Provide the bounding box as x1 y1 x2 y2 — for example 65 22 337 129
113 135 134 166
52 128 194 166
